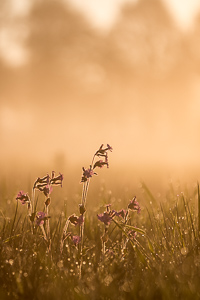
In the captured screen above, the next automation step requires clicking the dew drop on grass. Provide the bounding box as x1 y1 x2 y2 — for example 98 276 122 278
57 260 63 268
8 259 14 266
23 272 28 277
181 247 188 255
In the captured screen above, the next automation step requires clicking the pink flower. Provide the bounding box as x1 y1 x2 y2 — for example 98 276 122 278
16 191 30 205
36 211 48 226
94 144 112 169
128 197 141 214
33 174 50 189
34 172 64 191
68 214 84 226
95 144 105 156
35 184 53 197
106 144 113 152
97 212 114 226
93 160 108 169
81 167 95 183
50 172 64 187
95 144 113 156
72 235 81 246
43 185 53 197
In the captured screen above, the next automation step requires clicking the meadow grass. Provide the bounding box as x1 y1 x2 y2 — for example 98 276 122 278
1 148 200 299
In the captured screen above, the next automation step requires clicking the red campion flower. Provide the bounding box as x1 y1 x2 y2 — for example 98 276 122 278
94 144 112 169
72 235 81 246
36 211 49 226
97 211 114 226
50 172 64 187
68 214 84 226
128 197 141 214
93 160 108 169
35 184 53 197
33 174 50 189
16 191 30 205
106 144 113 152
43 185 53 197
80 167 95 183
95 144 113 156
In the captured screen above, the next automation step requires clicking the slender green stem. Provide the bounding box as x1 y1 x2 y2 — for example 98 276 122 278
46 205 50 240
10 200 18 241
81 182 86 205
79 223 84 279
32 188 35 214
83 180 90 206
40 224 48 242
91 154 96 168
60 219 70 254
102 240 106 255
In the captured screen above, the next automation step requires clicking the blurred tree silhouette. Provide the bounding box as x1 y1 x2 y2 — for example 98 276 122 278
26 0 107 99
28 0 92 64
107 0 184 79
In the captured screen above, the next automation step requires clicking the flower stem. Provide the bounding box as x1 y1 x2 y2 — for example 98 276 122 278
40 224 48 242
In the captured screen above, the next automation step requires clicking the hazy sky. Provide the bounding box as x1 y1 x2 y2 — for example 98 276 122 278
1 0 200 179
8 0 200 30
2 0 199 67
2 0 200 66
67 0 200 31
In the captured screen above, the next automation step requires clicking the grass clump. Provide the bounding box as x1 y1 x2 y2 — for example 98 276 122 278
1 145 200 299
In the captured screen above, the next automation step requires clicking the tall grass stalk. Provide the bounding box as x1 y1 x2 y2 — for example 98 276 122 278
9 200 18 241
198 182 200 237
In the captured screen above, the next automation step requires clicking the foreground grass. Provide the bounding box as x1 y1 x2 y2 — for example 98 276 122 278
1 180 200 300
